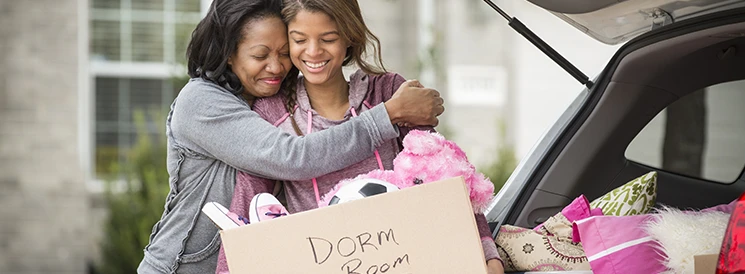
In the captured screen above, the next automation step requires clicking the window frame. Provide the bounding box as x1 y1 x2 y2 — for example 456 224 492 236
624 80 745 185
82 0 211 191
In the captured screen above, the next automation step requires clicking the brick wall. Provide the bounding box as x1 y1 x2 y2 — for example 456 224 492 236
0 0 89 273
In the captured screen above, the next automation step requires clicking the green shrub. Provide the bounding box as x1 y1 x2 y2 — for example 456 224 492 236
480 143 517 193
478 121 517 193
97 110 170 274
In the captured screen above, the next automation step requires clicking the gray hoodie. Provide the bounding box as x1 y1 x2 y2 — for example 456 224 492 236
137 77 399 273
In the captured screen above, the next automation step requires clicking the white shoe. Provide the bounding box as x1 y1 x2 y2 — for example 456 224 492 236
249 193 289 224
201 202 248 230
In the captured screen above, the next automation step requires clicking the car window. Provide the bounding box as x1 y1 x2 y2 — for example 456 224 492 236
626 80 745 183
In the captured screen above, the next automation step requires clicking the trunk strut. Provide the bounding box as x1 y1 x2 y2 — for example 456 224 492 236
483 0 594 89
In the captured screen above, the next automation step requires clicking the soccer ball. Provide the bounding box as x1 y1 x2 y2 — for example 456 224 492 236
328 178 400 205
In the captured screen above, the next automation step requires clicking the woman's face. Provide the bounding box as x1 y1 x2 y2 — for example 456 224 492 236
229 16 292 98
287 10 350 86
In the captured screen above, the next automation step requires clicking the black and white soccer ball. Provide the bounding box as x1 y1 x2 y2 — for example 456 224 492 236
328 178 400 205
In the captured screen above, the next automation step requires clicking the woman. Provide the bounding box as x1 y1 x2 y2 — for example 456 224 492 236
137 0 444 272
216 0 504 273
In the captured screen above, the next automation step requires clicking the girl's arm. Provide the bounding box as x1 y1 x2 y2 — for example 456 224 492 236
476 213 503 266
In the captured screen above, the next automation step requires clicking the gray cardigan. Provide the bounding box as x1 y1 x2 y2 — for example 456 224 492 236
138 78 399 273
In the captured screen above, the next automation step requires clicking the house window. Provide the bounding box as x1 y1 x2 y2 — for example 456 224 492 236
90 0 203 177
94 77 186 176
625 80 745 183
90 0 201 63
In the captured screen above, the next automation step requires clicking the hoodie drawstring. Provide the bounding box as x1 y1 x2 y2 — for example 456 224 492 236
308 102 384 205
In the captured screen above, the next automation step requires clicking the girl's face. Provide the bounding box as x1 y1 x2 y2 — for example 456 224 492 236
287 10 350 86
229 16 292 98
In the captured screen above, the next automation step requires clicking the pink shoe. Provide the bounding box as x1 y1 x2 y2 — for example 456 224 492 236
249 193 289 224
226 211 249 226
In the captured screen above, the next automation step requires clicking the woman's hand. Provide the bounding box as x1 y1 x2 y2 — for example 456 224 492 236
384 79 444 127
486 258 505 274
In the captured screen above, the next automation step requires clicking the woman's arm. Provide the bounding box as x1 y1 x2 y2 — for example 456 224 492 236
384 79 442 127
370 73 439 139
171 80 440 181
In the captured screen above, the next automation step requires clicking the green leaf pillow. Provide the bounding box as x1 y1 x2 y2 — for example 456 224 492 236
590 171 657 216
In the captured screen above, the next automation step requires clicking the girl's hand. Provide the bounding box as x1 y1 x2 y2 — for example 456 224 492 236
486 258 505 274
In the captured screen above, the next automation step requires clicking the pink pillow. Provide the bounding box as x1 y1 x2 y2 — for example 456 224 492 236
572 214 666 274
701 199 737 214
562 195 604 222
534 194 603 233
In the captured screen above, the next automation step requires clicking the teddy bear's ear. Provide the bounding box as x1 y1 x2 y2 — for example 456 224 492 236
444 138 469 160
401 130 445 155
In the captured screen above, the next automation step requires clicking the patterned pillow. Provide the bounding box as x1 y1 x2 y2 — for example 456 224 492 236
496 213 591 272
496 195 603 272
589 171 657 216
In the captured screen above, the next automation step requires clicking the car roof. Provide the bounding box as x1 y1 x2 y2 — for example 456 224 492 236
527 0 745 44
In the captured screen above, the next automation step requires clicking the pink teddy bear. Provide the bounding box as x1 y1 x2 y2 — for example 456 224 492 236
320 130 495 213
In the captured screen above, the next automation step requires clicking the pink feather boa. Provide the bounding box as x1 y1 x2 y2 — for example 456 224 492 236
319 130 495 212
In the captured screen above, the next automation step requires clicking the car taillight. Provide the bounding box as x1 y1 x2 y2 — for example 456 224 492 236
717 191 745 274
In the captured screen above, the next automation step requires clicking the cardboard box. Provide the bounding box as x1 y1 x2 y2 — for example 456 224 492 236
694 254 718 274
221 177 488 274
